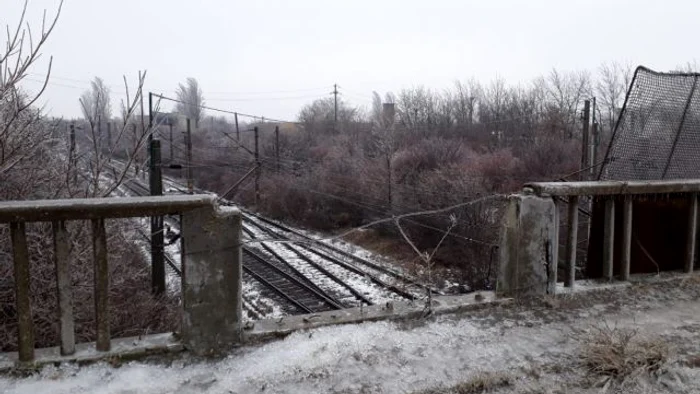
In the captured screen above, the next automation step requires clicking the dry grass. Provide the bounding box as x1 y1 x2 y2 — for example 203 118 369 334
579 322 670 386
412 372 513 394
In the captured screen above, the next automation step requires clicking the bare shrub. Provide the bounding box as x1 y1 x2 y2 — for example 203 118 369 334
0 1 178 351
518 133 580 181
579 323 670 386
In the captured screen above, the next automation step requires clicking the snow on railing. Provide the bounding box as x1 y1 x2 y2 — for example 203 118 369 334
520 179 700 293
0 195 241 363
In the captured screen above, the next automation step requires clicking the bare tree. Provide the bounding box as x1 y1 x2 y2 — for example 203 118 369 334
0 1 180 353
80 77 112 124
396 86 440 133
674 60 700 73
175 77 204 127
371 92 382 126
299 97 359 135
542 68 591 133
596 62 634 135
0 0 62 177
79 77 112 160
76 71 162 197
452 79 479 127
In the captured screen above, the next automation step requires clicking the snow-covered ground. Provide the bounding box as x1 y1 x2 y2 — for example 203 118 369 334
242 279 286 321
3 278 700 393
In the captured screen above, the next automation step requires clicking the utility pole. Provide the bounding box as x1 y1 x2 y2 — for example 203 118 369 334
148 92 153 145
235 113 240 141
147 93 160 292
254 126 260 206
383 103 396 212
580 99 591 180
70 124 76 184
590 97 598 178
275 125 280 173
169 123 174 163
149 139 165 295
106 122 112 153
333 83 338 129
139 88 147 180
186 119 194 194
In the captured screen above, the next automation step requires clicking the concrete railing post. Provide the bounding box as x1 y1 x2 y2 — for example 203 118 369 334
497 193 558 298
181 204 242 355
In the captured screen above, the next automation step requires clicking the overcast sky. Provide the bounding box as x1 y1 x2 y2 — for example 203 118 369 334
5 0 700 122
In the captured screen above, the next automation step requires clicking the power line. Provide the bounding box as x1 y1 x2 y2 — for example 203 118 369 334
207 86 332 95
339 86 374 100
279 183 498 246
207 93 326 103
154 93 294 124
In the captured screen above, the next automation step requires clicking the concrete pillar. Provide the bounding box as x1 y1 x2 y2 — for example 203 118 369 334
497 193 558 298
181 204 242 355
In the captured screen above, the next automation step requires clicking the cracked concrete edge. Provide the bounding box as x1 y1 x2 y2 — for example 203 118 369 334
242 292 512 344
0 333 184 374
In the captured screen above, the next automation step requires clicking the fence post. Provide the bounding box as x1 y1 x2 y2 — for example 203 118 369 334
497 193 558 298
11 222 34 362
686 193 698 273
181 204 242 354
564 196 579 288
603 198 616 280
53 220 76 356
92 218 110 352
621 198 633 280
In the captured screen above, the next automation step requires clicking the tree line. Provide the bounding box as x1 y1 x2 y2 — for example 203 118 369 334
179 63 644 292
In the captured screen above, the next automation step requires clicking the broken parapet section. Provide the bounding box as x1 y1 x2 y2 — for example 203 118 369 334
497 193 557 298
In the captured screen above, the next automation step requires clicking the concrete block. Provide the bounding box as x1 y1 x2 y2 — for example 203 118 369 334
181 204 242 355
497 194 557 298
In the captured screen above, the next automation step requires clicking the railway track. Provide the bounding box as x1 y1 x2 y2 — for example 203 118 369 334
82 161 436 319
242 248 343 314
241 216 415 303
241 210 440 299
160 178 432 298
115 171 358 314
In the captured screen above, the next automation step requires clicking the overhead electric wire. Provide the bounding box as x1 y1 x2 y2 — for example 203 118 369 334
154 94 294 124
276 182 497 247
262 161 487 204
248 160 498 239
194 86 333 96
253 153 503 201
207 93 327 102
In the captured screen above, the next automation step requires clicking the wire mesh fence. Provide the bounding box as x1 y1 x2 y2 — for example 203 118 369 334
599 66 700 180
